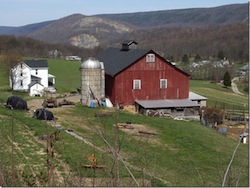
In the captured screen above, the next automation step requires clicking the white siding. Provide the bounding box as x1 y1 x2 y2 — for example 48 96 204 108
29 83 44 96
30 68 48 87
10 61 50 96
10 64 31 91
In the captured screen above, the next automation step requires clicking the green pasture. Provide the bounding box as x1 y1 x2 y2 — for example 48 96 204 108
47 58 81 93
0 105 248 186
190 80 248 111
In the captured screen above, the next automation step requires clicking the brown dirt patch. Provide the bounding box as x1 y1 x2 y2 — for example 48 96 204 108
123 105 137 114
116 123 161 146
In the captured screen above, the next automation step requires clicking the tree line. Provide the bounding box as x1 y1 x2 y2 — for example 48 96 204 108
0 35 102 59
126 23 248 62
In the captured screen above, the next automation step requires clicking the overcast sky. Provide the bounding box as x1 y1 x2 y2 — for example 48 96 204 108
0 0 248 26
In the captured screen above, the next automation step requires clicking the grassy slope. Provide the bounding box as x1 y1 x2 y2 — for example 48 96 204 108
47 59 81 93
0 58 248 186
0 106 248 186
190 80 248 111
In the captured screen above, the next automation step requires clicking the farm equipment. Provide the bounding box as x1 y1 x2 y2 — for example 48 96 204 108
58 98 75 107
42 91 58 108
81 153 105 169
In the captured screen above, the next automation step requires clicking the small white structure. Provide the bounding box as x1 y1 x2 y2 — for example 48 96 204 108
29 82 44 97
10 60 55 96
189 91 207 107
66 56 81 61
240 133 249 144
80 57 105 106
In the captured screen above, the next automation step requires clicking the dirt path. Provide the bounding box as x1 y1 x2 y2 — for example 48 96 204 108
27 94 81 111
231 77 245 95
27 94 170 186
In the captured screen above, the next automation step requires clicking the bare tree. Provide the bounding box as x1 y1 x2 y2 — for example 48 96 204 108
1 52 21 91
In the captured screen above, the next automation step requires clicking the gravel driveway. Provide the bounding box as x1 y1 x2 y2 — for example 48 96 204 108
27 94 81 110
231 77 245 95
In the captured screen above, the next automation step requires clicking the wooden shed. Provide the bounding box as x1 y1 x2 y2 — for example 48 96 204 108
96 41 190 106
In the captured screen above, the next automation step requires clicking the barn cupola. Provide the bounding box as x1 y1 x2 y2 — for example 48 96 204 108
121 40 138 51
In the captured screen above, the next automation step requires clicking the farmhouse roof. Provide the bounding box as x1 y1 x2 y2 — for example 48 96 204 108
28 81 44 88
95 47 189 77
25 60 48 68
31 75 41 81
135 99 200 109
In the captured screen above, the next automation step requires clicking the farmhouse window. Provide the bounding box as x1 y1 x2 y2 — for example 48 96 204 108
20 72 23 77
20 80 23 86
36 69 38 75
146 53 155 63
160 79 167 89
133 80 141 90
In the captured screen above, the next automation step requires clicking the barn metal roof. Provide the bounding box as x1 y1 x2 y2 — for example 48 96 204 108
135 99 200 109
189 92 207 101
95 47 190 77
25 60 48 68
95 47 149 76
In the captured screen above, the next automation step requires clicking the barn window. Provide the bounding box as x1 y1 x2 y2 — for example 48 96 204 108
20 72 23 77
20 80 23 86
160 79 167 89
133 80 141 90
36 69 38 75
146 53 155 63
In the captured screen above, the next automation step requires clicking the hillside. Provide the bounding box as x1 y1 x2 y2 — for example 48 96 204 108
0 3 247 35
0 3 248 61
27 14 134 49
98 3 248 28
0 94 248 186
0 56 248 186
0 20 55 36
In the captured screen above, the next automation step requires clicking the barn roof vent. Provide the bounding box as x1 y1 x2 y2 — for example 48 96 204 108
121 40 138 51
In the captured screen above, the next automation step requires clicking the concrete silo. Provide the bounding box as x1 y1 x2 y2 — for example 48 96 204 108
80 57 105 106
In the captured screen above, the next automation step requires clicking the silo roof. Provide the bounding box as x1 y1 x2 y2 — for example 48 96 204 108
81 57 102 69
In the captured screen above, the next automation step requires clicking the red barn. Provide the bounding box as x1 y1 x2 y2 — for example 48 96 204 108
96 41 199 115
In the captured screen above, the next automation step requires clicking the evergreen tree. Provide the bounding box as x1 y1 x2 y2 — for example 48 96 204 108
223 71 231 88
217 50 225 60
194 54 201 62
182 54 189 64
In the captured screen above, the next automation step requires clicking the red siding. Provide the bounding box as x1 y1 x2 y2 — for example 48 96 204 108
106 52 189 105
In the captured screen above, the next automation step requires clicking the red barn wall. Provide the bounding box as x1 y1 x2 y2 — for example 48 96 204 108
105 75 114 100
107 53 189 105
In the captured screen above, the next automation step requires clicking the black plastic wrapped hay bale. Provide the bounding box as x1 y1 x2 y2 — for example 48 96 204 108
6 96 28 110
33 108 54 120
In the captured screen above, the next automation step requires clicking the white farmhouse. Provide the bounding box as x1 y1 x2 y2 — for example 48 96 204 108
10 59 55 96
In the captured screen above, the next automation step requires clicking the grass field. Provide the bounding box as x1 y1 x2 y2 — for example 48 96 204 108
47 58 81 93
0 57 249 186
190 80 248 111
0 105 248 186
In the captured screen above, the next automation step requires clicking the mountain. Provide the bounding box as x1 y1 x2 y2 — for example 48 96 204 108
27 14 134 49
0 20 55 36
0 3 248 56
98 3 248 28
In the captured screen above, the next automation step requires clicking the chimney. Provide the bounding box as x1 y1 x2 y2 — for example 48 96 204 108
121 40 138 51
